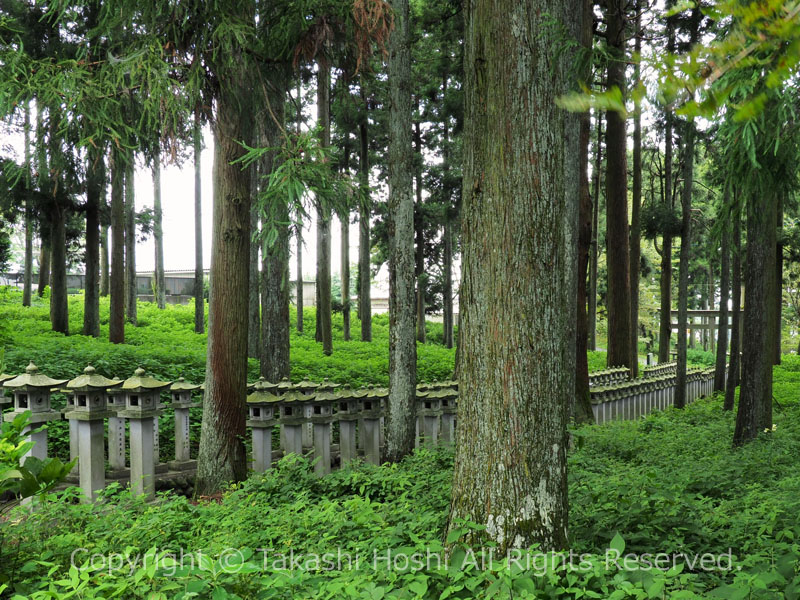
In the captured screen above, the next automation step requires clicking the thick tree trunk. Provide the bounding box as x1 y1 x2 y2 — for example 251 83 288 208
358 85 372 342
124 161 137 325
588 112 601 352
447 0 577 553
734 189 777 444
315 63 333 355
386 0 417 463
414 119 426 343
196 62 253 494
574 0 595 425
109 152 125 343
193 119 205 334
629 2 642 376
724 212 741 410
714 212 730 392
83 149 103 337
22 104 33 307
260 68 291 381
100 226 109 297
675 124 695 409
604 0 632 369
49 207 69 335
153 153 166 309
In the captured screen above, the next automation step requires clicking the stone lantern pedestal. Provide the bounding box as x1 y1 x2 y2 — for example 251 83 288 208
64 365 122 502
360 390 383 466
309 390 336 476
119 368 171 500
278 391 310 458
168 378 201 470
246 388 279 472
336 388 361 465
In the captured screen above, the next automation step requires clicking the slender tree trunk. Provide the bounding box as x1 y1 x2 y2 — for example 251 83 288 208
260 67 291 381
248 149 261 359
447 0 577 553
341 212 351 341
193 119 205 334
658 24 676 364
443 217 454 349
358 83 372 342
588 112 601 352
296 222 304 333
37 243 50 297
83 149 103 337
675 123 695 409
49 207 69 335
316 62 333 355
604 0 632 369
341 145 351 342
629 2 642 376
100 225 109 297
574 0 595 425
414 119 426 343
386 0 417 463
708 264 715 354
22 103 33 307
109 151 125 343
196 56 253 494
714 213 730 392
124 161 137 325
773 195 783 364
734 187 777 444
153 153 166 309
724 210 741 410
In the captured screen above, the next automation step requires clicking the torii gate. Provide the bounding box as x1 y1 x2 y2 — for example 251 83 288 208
669 309 743 358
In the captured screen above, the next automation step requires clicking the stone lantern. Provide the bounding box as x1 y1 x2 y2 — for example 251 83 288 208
3 362 67 459
169 378 201 468
438 388 458 445
105 381 127 473
416 390 441 448
308 388 336 476
246 387 280 472
0 373 14 409
295 380 319 448
278 389 310 457
119 367 171 499
336 386 361 464
64 366 122 502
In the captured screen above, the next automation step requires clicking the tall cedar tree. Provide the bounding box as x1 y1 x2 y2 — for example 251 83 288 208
604 0 632 369
447 0 579 552
385 0 417 462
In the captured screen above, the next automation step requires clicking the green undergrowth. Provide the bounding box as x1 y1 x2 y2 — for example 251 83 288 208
3 364 800 598
0 288 455 386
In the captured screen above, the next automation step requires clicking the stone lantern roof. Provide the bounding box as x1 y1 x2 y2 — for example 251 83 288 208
66 365 123 391
122 367 172 392
169 377 201 392
276 377 294 393
246 388 282 404
3 362 68 389
0 373 15 385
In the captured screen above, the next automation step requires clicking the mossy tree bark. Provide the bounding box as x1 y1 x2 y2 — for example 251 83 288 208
386 0 416 463
446 0 578 553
